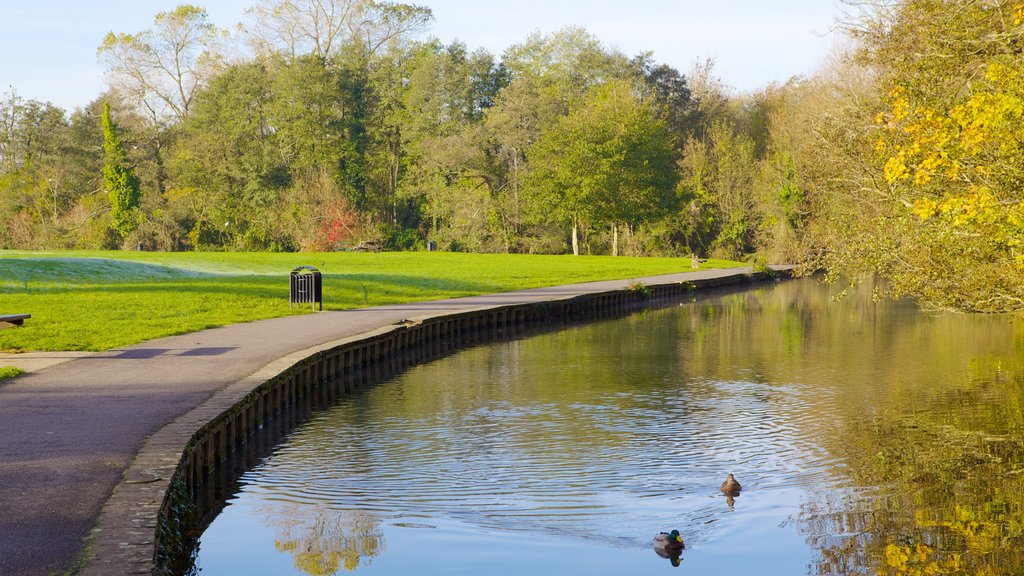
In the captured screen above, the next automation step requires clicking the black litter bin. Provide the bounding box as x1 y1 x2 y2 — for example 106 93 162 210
289 266 322 311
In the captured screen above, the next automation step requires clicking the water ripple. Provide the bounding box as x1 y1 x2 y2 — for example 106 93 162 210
231 362 843 552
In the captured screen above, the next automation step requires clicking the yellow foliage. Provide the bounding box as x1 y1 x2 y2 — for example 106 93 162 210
878 56 1024 254
1015 3 1024 26
891 97 911 122
912 198 937 220
884 155 910 183
885 543 910 568
881 541 966 576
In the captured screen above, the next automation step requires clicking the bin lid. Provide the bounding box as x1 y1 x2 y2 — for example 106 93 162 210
291 265 320 274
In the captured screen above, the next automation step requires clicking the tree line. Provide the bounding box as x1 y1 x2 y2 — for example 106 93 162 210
2 0 1023 311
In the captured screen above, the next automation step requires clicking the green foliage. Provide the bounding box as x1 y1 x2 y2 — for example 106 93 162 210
0 90 108 249
626 280 650 298
749 254 774 276
639 60 695 140
0 366 24 380
527 79 678 254
676 120 758 259
382 226 423 251
168 60 291 249
503 27 633 105
102 103 141 241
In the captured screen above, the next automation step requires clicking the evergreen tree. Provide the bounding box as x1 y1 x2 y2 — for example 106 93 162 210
102 102 141 240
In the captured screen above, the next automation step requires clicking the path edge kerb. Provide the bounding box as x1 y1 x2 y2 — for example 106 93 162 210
81 268 788 575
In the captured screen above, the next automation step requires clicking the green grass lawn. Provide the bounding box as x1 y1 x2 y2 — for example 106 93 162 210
0 250 745 352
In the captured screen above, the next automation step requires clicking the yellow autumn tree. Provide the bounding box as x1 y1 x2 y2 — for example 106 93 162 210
830 0 1024 311
879 60 1024 264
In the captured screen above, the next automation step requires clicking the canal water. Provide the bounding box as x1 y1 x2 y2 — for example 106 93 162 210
194 278 1024 575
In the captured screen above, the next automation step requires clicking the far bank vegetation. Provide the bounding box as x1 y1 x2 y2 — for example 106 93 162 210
2 1 1023 311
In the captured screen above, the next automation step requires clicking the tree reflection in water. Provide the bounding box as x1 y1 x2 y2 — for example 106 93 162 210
799 365 1024 575
267 506 384 575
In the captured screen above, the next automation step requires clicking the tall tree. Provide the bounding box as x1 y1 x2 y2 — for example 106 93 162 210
635 58 696 143
503 27 635 108
102 102 141 241
245 0 433 60
395 41 512 249
527 79 677 255
98 5 225 124
676 120 759 259
475 77 556 251
821 0 1024 311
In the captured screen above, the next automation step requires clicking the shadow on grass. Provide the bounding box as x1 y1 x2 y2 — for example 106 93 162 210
0 258 219 284
2 273 501 302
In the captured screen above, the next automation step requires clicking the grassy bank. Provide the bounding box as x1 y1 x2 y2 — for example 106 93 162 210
0 251 744 352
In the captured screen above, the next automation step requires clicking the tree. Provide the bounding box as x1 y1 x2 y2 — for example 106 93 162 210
677 120 759 259
0 91 63 247
245 0 433 60
98 5 226 124
168 59 294 249
475 77 559 252
636 58 696 143
102 102 141 241
240 2 433 244
394 41 514 250
503 27 635 107
818 0 1024 311
498 30 676 255
527 79 677 255
685 58 732 141
0 91 111 249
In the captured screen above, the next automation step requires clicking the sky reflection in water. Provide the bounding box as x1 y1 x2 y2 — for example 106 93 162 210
196 278 1024 575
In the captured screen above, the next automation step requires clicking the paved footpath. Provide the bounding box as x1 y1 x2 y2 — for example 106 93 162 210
0 267 766 576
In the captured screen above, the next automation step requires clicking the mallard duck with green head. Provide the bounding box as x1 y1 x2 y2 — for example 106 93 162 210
653 529 685 551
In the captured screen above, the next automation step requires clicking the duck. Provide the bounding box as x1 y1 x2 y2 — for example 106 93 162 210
653 529 685 551
720 473 742 494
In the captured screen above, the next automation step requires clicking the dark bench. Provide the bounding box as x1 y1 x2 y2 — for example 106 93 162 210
0 314 30 328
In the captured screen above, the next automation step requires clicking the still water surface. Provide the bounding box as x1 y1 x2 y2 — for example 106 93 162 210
196 278 1024 575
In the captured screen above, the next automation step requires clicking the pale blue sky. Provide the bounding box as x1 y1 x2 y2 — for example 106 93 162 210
1 0 846 112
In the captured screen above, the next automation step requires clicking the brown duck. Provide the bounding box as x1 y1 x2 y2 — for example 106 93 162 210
720 473 742 494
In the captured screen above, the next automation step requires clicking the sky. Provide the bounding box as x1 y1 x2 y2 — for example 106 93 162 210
0 0 848 112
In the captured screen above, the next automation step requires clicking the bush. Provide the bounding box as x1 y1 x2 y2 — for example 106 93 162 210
384 227 424 251
0 366 25 381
